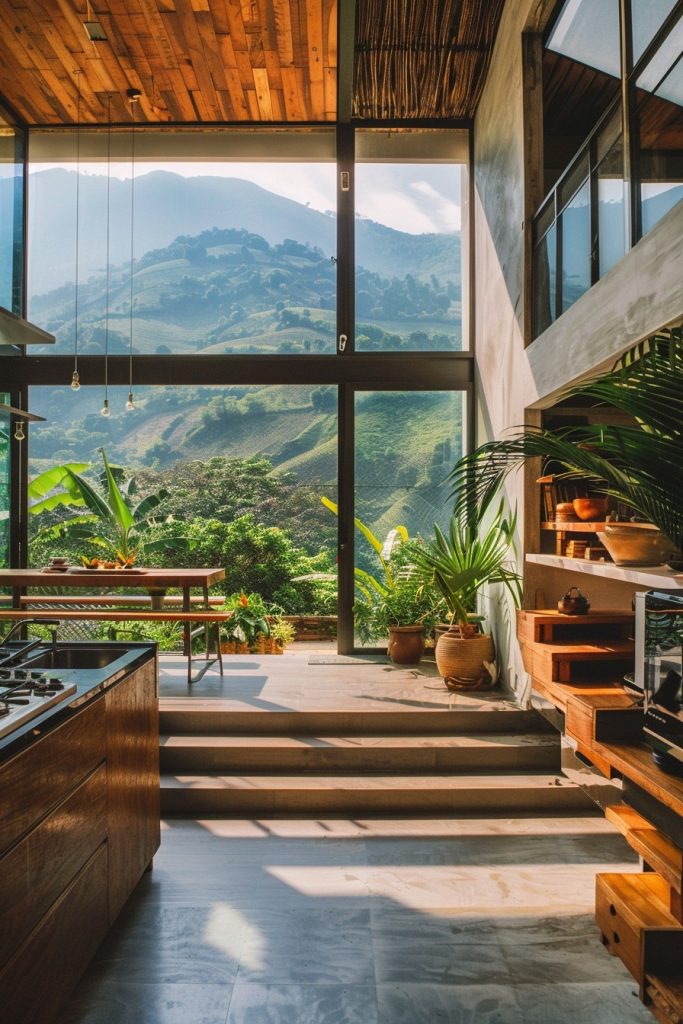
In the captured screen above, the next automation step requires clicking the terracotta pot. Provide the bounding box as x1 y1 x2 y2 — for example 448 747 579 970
597 523 671 567
435 627 495 690
387 625 425 665
572 497 608 521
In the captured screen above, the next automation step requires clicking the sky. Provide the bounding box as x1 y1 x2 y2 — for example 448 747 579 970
30 160 462 235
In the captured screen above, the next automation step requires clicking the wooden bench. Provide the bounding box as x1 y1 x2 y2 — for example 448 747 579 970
0 608 232 685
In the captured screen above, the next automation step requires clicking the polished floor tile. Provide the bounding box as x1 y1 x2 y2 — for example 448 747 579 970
226 983 379 1024
56 816 651 1024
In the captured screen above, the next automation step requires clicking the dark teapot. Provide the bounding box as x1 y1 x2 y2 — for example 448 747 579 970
557 587 590 615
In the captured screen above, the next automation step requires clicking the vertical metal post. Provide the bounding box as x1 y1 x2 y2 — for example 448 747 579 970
336 123 356 652
620 0 637 247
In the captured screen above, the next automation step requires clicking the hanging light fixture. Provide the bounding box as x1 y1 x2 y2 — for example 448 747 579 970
71 69 82 391
100 95 112 418
125 88 141 411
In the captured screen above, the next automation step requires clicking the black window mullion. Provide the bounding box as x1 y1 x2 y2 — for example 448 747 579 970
336 123 355 356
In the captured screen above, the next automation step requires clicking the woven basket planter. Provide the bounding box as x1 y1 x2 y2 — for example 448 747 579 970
435 629 495 690
220 640 251 655
254 635 285 655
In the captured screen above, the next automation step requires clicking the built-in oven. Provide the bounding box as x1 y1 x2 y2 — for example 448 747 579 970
635 589 683 776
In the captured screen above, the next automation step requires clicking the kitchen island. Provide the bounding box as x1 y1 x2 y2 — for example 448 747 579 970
0 641 160 1024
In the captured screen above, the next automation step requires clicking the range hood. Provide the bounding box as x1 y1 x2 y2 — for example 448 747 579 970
0 306 55 347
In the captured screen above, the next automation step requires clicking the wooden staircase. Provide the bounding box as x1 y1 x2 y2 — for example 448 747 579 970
159 703 594 816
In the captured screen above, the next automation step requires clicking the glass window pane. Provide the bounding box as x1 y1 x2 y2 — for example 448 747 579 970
355 163 464 352
547 0 621 77
597 136 626 276
28 385 338 629
353 390 465 645
561 179 591 312
533 225 557 335
632 0 679 64
0 126 24 314
636 26 683 237
0 399 9 568
28 139 336 355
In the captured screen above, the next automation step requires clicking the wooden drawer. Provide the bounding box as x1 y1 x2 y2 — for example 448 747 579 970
596 873 683 986
0 764 107 969
0 842 109 1024
0 697 106 856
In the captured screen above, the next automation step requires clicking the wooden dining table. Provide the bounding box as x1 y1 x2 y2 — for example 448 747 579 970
0 567 228 684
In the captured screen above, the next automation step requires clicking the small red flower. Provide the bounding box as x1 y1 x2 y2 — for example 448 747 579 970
240 593 248 606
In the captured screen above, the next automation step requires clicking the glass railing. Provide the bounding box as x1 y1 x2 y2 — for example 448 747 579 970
533 105 625 337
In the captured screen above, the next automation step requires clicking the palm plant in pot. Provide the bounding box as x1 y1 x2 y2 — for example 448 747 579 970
447 331 683 568
412 495 522 689
353 543 442 665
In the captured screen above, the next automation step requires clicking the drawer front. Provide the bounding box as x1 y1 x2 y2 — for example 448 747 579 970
596 876 643 982
0 764 107 969
0 842 109 1024
0 697 106 855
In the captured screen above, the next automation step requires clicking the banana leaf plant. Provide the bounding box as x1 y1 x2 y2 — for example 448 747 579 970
448 329 683 556
28 447 182 564
411 493 522 631
293 496 409 602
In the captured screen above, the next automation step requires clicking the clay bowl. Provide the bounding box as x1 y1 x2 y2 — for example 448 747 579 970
572 497 608 522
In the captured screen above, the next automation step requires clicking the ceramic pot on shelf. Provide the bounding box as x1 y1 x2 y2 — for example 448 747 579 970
597 522 671 567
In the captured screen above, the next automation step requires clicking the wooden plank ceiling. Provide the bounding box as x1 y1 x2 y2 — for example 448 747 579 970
0 0 504 125
0 0 338 123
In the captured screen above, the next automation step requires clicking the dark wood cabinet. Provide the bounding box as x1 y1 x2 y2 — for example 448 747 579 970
0 653 159 1024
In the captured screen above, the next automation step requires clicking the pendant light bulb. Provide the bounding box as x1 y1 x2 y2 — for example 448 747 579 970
101 398 110 418
71 369 81 391
125 391 135 411
13 421 25 442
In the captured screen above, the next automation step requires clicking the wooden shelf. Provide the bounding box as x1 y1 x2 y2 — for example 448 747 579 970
541 521 608 532
527 553 683 589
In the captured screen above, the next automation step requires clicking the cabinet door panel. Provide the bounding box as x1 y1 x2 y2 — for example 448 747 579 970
106 658 160 921
0 843 109 1024
0 699 106 856
0 764 107 968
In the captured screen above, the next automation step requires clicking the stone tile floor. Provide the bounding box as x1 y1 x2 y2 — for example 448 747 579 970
57 815 653 1024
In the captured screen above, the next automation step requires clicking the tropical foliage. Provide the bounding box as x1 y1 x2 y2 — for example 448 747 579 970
352 542 442 644
28 447 177 563
411 495 522 628
448 330 683 555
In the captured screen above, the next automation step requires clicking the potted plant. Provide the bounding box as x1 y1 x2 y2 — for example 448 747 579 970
447 332 683 567
412 496 522 689
353 544 441 664
221 592 270 654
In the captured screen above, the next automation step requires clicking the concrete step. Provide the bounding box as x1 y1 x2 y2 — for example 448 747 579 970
160 771 594 816
158 704 553 736
159 732 560 774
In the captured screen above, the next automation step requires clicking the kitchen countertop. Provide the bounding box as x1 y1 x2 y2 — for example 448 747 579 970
0 641 156 760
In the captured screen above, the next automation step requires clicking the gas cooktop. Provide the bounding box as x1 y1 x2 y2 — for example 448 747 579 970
0 667 77 738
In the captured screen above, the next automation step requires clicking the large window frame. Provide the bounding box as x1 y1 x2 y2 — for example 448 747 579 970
2 123 474 653
532 0 683 338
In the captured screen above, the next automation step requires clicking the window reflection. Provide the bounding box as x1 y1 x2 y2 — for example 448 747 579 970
635 19 683 236
631 0 679 65
0 127 24 314
547 0 621 77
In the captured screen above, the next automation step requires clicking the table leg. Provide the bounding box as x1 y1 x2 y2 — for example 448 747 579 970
183 586 191 685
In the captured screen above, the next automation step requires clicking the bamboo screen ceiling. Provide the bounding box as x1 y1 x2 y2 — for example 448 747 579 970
354 0 506 119
0 0 504 125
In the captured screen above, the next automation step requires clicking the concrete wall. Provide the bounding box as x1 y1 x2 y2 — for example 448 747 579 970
473 0 683 701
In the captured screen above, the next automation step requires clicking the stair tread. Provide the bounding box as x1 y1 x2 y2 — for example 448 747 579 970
540 640 634 658
160 733 558 750
161 772 575 790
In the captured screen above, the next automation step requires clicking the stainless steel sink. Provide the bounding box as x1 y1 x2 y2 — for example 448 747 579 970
24 646 125 670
